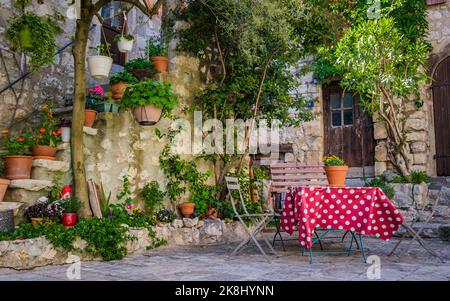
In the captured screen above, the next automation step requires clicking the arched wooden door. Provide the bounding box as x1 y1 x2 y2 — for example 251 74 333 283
433 56 450 176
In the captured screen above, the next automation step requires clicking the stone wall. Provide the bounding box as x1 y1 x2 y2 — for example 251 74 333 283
280 58 323 164
0 220 248 270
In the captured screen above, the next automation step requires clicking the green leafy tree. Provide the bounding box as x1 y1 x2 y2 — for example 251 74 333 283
334 17 429 176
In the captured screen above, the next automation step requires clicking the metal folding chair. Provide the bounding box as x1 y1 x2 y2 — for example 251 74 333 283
225 176 277 263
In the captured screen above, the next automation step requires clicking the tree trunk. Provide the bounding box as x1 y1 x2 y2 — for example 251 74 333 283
72 10 93 217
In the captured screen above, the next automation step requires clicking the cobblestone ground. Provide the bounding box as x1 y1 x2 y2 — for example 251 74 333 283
0 234 449 281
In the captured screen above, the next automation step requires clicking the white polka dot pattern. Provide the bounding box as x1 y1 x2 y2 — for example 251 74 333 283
280 187 404 248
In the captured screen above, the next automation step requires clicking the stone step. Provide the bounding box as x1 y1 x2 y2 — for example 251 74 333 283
0 202 25 226
31 159 71 182
56 143 71 162
4 180 53 206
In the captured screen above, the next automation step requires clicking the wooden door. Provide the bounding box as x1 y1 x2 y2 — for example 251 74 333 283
323 82 375 177
433 56 450 176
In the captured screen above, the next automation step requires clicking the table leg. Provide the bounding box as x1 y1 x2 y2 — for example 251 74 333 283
358 233 367 263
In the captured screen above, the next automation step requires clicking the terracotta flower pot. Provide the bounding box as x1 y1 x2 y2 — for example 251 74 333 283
3 155 33 180
324 166 349 187
31 145 57 159
133 104 162 126
151 56 169 74
111 81 127 100
84 109 97 127
0 179 10 202
31 217 43 227
179 202 195 218
62 213 77 228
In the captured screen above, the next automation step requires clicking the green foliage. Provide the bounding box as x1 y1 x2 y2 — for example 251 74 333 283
114 34 134 42
189 182 220 216
60 197 82 214
364 177 396 200
90 43 112 57
335 17 429 115
176 0 315 127
311 0 430 82
323 155 346 166
109 71 138 85
146 36 167 57
141 181 165 215
391 171 431 185
1 132 33 156
31 103 62 147
124 57 154 71
120 80 178 116
99 182 112 218
155 209 176 223
5 12 63 71
48 171 64 203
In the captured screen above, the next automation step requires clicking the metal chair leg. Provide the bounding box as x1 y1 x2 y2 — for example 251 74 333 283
272 217 286 251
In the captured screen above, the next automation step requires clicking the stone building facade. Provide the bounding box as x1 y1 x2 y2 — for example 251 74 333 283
281 1 450 178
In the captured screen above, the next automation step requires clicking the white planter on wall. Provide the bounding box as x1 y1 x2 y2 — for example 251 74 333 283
87 55 113 79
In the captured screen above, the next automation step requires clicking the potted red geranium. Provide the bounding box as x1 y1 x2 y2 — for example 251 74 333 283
31 104 62 160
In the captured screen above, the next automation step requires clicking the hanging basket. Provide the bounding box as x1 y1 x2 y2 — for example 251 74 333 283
117 37 134 53
133 104 162 126
87 55 113 80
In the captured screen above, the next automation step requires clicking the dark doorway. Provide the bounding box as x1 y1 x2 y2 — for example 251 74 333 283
433 56 450 176
323 82 375 178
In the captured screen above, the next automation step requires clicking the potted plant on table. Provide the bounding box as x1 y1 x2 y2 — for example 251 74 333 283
146 37 169 74
109 71 138 100
124 57 155 82
87 43 113 79
323 155 349 187
1 132 33 180
31 104 62 160
114 33 134 53
121 79 178 126
60 197 81 228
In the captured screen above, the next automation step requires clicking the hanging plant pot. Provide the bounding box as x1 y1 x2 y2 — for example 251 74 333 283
19 26 33 51
324 166 349 187
179 202 195 218
0 179 11 202
84 109 97 127
151 56 169 74
3 155 33 180
87 55 113 80
117 37 134 53
31 145 57 160
61 127 71 143
111 81 127 100
133 104 162 126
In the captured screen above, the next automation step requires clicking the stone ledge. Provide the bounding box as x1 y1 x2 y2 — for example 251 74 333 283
32 159 70 172
0 221 247 270
57 143 70 151
0 202 24 215
8 180 54 191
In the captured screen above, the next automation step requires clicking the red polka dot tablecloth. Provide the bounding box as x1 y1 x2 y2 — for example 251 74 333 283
280 186 404 249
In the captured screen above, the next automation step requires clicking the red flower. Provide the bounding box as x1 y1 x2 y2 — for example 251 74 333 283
39 128 46 133
38 134 43 139
57 128 62 135
17 137 25 142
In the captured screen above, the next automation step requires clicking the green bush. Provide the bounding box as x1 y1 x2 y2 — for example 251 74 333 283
141 181 165 215
364 177 396 200
124 57 154 71
391 170 431 185
109 71 138 85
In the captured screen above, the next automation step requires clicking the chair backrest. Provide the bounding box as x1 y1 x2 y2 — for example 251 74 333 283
225 176 247 217
269 162 327 193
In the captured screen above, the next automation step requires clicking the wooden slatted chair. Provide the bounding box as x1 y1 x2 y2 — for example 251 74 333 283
270 162 328 250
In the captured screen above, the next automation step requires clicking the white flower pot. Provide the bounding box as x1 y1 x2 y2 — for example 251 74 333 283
87 55 113 80
117 37 134 53
61 127 71 143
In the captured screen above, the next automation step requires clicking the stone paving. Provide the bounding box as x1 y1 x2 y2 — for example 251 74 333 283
0 234 449 281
